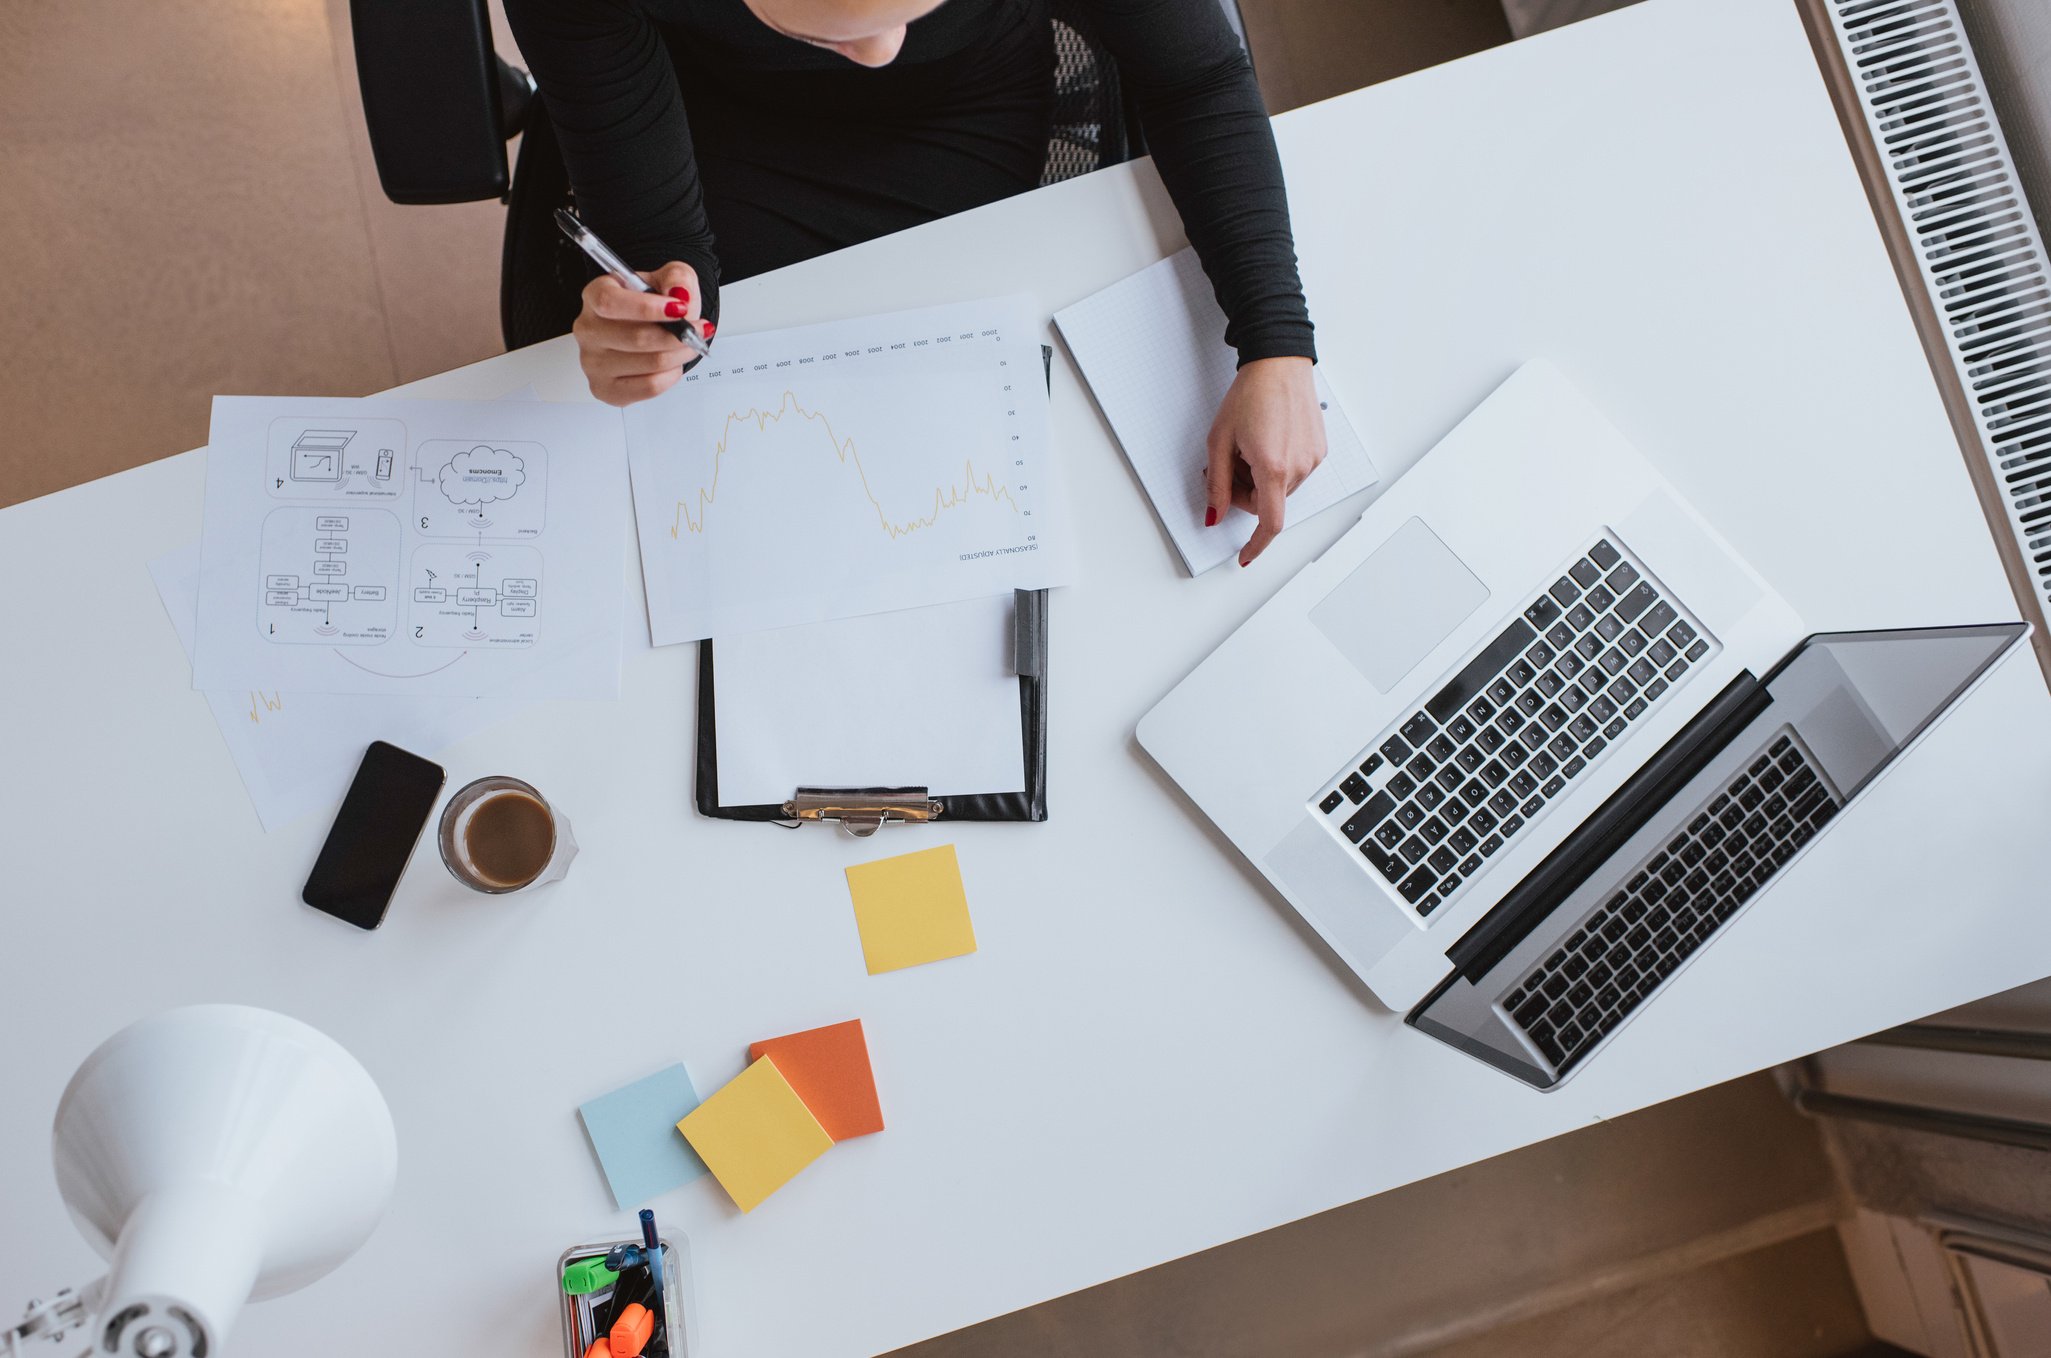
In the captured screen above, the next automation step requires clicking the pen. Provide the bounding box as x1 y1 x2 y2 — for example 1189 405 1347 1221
554 208 711 358
638 1208 669 1344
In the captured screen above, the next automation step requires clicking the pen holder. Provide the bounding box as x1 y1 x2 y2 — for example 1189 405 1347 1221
558 1234 696 1358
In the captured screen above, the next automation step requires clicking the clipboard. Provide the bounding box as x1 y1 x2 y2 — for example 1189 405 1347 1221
694 349 1055 832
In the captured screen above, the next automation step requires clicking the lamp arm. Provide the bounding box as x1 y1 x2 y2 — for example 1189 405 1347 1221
5 1280 101 1358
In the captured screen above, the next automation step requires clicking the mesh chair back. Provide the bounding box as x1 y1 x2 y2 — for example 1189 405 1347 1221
1041 0 1133 185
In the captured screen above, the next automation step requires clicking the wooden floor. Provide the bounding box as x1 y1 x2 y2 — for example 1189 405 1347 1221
0 3 1884 1354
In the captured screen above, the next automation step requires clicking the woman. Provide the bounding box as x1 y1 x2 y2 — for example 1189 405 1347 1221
506 0 1327 563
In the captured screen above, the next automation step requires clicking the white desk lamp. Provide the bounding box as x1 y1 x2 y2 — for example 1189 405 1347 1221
6 1006 397 1358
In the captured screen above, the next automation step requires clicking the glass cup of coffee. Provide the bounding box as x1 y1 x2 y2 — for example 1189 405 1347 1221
438 776 577 894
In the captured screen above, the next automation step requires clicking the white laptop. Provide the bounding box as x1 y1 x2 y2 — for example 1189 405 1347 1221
1138 362 2022 1087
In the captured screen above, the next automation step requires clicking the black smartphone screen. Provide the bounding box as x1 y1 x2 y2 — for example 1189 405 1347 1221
302 741 447 930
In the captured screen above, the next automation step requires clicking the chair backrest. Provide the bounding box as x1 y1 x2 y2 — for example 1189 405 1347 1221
1041 0 1132 185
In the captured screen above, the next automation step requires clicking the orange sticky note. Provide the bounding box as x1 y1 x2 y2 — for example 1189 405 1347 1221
749 1019 884 1141
844 843 977 974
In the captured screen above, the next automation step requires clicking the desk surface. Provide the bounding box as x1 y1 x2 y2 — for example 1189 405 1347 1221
7 1 2051 1354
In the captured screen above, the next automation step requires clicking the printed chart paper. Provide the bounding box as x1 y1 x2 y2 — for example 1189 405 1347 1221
624 296 1074 644
1055 248 1378 574
150 545 521 830
194 396 630 697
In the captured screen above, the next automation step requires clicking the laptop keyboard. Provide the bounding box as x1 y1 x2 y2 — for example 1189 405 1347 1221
1501 732 1840 1077
1317 536 1716 919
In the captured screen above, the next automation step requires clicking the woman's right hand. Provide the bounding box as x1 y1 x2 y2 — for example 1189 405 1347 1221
572 261 711 407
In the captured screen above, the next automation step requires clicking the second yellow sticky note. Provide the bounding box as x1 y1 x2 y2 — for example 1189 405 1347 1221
678 1056 832 1213
845 843 977 975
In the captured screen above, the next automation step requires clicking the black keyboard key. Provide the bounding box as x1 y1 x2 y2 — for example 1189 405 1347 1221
1417 783 1445 812
1568 714 1598 743
1624 698 1648 720
1448 715 1477 743
1570 558 1602 588
1480 834 1504 856
1470 808 1498 835
1363 843 1403 881
1575 633 1603 661
1401 712 1437 745
1584 737 1607 758
1557 651 1584 680
1595 614 1623 642
1524 596 1563 630
1451 826 1479 854
1417 894 1441 917
1566 604 1596 633
1389 772 1417 800
1648 639 1677 668
1456 745 1485 773
1548 732 1578 762
1627 658 1656 685
1421 816 1449 844
1397 867 1436 904
1589 539 1621 570
1341 792 1395 841
1510 769 1539 797
1434 765 1464 793
1321 792 1346 815
1609 677 1638 705
1428 846 1458 874
1468 695 1497 724
1461 778 1488 805
1530 750 1558 778
1509 659 1537 687
1517 689 1544 716
1685 639 1710 662
1501 813 1525 836
1502 742 1529 768
1549 576 1581 606
1522 795 1545 816
1407 753 1434 781
1643 601 1678 635
1669 619 1698 648
1340 774 1370 803
1547 620 1576 651
1599 647 1628 676
1536 670 1564 698
1586 584 1616 612
1379 735 1412 764
1643 678 1668 703
1395 803 1425 830
1477 726 1505 754
1614 582 1658 623
1561 756 1587 780
1540 775 1566 798
1428 619 1539 724
1527 642 1555 668
1498 709 1525 736
1588 695 1618 723
1458 854 1481 877
1375 820 1405 850
1400 834 1429 863
1540 702 1568 731
1560 686 1587 714
1619 628 1647 657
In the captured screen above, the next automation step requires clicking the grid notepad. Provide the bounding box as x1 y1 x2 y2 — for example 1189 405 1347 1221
1055 248 1377 574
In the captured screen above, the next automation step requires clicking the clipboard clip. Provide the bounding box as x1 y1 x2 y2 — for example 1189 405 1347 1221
782 788 944 837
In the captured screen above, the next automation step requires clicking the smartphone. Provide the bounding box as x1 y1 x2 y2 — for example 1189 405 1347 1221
302 741 447 930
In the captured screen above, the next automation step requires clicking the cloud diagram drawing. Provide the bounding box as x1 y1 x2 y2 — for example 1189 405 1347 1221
439 445 527 507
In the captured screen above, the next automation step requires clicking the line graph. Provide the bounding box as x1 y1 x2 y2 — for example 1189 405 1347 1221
668 390 1020 541
623 294 1072 644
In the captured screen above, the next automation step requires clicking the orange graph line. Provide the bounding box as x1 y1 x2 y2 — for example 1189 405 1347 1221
668 390 1019 540
247 691 284 724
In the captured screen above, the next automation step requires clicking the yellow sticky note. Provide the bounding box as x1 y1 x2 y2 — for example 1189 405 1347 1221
845 843 977 975
677 1056 832 1213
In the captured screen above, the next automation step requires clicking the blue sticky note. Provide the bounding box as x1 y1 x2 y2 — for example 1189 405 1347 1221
578 1064 709 1209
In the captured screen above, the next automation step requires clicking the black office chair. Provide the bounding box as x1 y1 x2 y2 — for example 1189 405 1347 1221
348 0 1216 350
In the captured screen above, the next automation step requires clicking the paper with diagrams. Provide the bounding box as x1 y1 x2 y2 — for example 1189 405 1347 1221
193 396 630 697
622 295 1075 644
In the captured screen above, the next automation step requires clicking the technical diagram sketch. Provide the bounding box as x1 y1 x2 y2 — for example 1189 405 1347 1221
195 395 629 698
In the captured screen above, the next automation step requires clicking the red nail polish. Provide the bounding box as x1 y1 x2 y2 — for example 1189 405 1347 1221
665 301 686 318
1204 507 1219 527
669 287 690 302
1239 554 1250 568
702 320 716 337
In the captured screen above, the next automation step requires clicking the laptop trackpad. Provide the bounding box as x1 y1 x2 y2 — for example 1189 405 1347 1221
1311 517 1489 694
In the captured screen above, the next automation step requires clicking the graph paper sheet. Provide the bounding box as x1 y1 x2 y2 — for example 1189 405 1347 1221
1055 249 1377 575
624 295 1074 645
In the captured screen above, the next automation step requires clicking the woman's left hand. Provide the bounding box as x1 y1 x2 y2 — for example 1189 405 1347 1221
1204 356 1327 566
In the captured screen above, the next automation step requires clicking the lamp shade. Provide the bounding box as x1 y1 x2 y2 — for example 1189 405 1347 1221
50 1005 397 1357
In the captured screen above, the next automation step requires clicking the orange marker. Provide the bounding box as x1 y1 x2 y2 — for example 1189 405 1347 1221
609 1302 654 1358
581 1342 609 1358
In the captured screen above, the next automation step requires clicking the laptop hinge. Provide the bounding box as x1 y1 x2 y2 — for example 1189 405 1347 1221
1442 671 1770 985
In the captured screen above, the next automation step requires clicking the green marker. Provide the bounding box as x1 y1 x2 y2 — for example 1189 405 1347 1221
561 1256 619 1295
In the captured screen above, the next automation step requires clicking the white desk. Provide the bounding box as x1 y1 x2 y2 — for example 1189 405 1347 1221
6 0 2051 1354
